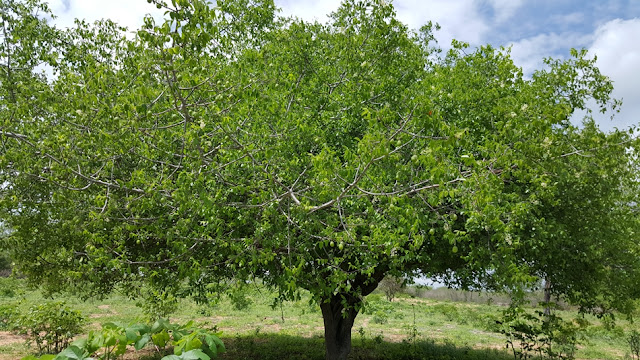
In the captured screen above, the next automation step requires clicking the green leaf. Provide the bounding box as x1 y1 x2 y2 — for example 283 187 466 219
135 333 152 350
179 349 211 360
152 330 171 348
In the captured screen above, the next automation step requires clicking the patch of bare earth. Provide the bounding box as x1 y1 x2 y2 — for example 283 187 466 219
0 331 25 346
89 304 119 319
0 331 28 360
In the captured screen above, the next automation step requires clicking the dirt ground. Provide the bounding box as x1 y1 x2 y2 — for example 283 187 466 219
0 331 28 360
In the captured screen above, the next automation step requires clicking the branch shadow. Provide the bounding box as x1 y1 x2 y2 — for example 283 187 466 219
220 332 515 360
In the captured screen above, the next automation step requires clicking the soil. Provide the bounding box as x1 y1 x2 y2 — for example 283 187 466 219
0 331 28 360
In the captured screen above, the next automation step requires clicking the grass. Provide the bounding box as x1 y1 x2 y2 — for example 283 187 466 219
0 277 637 360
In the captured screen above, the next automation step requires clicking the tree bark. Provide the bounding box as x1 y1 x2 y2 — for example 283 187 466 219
317 267 387 360
543 278 552 316
320 296 359 360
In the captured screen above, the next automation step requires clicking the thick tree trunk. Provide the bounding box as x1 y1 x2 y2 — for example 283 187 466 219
317 267 387 360
320 297 359 360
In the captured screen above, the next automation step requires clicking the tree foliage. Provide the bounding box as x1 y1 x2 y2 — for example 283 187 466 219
1 0 639 358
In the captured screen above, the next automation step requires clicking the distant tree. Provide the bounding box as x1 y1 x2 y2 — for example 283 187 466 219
1 1 638 359
378 276 404 302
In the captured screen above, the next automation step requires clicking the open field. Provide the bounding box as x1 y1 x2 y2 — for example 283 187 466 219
0 278 635 360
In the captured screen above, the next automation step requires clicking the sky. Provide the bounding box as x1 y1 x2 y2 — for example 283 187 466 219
46 0 640 132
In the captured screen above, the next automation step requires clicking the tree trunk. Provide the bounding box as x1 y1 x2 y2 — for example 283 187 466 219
320 296 359 360
317 267 387 360
543 278 552 316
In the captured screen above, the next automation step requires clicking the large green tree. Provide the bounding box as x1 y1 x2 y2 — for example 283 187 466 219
2 0 639 359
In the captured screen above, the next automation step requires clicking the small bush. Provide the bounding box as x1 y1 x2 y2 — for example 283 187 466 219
14 302 87 354
136 289 179 320
0 301 19 330
499 307 579 360
22 319 226 360
363 299 396 324
0 276 24 298
229 287 253 311
432 303 459 322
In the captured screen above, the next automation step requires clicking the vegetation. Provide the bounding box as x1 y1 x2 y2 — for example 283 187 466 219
14 302 87 355
17 316 224 360
1 0 639 359
0 282 639 360
378 276 405 302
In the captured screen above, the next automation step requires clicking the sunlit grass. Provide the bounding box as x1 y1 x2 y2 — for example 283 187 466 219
0 278 636 360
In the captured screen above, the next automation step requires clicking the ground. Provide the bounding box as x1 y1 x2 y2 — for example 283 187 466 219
0 281 634 360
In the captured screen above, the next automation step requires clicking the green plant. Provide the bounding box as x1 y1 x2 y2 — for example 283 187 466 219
629 330 640 360
136 289 179 321
357 326 366 347
21 318 225 360
15 302 86 355
402 304 421 357
432 303 460 322
0 276 23 298
0 301 19 330
4 1 640 359
363 299 395 325
499 306 578 360
228 287 253 312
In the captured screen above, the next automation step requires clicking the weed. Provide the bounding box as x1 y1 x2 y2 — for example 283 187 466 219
628 330 640 360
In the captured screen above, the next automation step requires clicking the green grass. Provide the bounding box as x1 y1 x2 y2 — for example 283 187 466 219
0 278 637 360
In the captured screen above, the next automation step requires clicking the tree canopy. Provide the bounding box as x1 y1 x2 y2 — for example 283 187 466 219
1 0 639 359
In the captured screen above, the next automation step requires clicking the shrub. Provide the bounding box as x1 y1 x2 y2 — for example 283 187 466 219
136 288 179 320
432 303 459 322
499 306 579 360
363 298 396 324
0 276 24 298
21 318 225 360
15 302 87 354
0 301 19 330
228 286 253 311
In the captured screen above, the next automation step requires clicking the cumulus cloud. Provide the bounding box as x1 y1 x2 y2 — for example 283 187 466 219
587 18 640 131
394 0 489 46
277 0 492 48
485 0 525 23
508 32 592 76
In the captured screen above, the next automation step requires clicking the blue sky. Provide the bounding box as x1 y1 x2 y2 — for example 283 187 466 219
47 0 640 132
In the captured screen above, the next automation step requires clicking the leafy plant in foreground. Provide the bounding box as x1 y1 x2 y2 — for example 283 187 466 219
21 318 225 360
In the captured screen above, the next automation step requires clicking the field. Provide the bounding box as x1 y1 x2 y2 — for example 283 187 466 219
0 278 635 360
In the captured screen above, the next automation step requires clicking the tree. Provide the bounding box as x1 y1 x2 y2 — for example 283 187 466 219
1 0 639 359
378 276 404 302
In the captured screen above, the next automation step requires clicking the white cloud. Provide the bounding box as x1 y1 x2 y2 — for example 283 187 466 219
508 32 592 76
47 0 163 34
551 11 585 26
44 1 493 50
485 0 525 23
394 0 489 46
586 18 640 131
277 0 492 48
